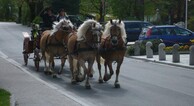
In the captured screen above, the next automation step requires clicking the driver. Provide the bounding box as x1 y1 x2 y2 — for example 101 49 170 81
40 7 56 30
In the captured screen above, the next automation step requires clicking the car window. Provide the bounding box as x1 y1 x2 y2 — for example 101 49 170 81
174 27 191 36
140 28 149 36
142 23 152 27
163 28 176 35
159 28 168 35
125 23 141 31
151 28 162 35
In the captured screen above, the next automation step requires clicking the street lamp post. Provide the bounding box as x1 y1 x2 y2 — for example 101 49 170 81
185 0 191 29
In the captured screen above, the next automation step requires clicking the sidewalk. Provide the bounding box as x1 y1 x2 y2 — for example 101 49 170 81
130 54 194 69
0 56 82 106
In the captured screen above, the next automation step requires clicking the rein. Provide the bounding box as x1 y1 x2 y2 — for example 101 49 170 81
101 36 126 52
45 29 71 48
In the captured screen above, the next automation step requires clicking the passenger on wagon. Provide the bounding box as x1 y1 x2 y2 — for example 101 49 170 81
40 7 56 30
56 9 69 22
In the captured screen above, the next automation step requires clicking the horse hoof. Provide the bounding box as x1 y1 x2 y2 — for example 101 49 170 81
85 85 91 89
78 78 85 82
103 74 111 82
77 75 85 82
98 79 103 83
89 74 93 78
71 80 77 84
44 71 49 75
58 71 62 75
114 83 120 88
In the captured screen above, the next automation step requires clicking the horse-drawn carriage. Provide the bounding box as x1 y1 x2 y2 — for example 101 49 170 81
22 24 42 71
22 19 74 72
22 18 127 89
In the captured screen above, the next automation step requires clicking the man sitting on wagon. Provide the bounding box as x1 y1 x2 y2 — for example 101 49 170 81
31 23 41 49
40 7 56 30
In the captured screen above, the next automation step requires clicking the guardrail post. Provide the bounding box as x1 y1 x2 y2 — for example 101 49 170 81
158 43 166 61
134 41 140 56
172 44 180 63
146 41 153 58
189 45 194 65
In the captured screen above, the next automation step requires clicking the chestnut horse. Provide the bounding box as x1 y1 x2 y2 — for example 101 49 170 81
40 19 74 77
96 19 127 88
68 19 102 89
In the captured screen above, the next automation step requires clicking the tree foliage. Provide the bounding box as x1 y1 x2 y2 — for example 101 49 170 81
109 0 144 20
1 0 194 31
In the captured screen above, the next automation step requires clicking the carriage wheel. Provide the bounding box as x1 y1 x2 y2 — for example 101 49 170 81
23 53 29 66
34 48 40 71
23 36 30 66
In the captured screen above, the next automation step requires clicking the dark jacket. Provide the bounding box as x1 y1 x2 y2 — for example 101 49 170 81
41 13 56 29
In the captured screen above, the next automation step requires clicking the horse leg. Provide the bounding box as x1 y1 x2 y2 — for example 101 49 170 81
96 55 103 83
85 59 95 89
76 61 83 82
77 60 86 82
78 60 91 89
104 61 114 81
68 55 77 84
114 60 123 88
89 68 94 78
43 52 50 75
49 55 56 78
85 66 91 89
103 61 110 82
58 55 66 75
52 60 55 69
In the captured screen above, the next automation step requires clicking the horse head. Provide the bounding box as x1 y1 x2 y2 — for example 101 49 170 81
77 19 103 48
88 21 103 46
108 20 126 46
54 18 75 33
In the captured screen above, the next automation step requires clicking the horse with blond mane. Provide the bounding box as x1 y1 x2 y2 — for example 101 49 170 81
68 19 102 89
40 18 74 77
96 19 127 88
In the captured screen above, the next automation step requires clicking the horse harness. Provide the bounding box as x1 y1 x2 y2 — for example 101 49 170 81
45 30 72 53
100 36 126 52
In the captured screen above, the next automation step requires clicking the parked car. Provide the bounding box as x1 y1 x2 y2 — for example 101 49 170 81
68 15 83 28
123 21 153 42
138 25 194 46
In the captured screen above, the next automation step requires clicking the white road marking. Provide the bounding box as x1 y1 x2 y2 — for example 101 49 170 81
0 50 89 106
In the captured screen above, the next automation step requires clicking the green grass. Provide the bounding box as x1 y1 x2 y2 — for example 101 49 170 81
0 88 11 106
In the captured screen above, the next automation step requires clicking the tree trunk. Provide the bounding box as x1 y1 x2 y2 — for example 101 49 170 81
18 6 22 23
28 3 36 22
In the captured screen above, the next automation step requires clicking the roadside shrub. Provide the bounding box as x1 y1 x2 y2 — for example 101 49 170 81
32 16 42 24
188 16 194 32
142 39 163 53
127 39 162 56
127 46 134 56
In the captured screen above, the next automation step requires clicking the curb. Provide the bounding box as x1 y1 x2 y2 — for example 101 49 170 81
129 56 194 70
10 94 17 106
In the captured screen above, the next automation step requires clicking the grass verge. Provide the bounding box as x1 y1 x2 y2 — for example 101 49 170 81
0 88 11 106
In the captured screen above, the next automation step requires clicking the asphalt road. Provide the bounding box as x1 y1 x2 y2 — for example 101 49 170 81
1 22 194 106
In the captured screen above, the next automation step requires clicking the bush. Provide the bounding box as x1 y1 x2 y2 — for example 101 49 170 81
127 46 134 56
127 39 163 56
188 16 194 31
32 16 42 24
